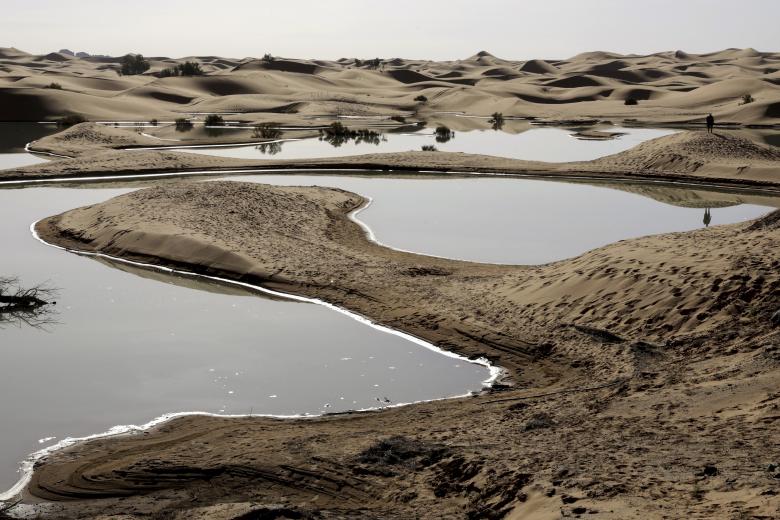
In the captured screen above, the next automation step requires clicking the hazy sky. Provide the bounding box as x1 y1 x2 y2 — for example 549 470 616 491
2 0 778 60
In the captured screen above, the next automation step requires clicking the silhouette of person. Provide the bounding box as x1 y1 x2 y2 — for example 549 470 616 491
706 113 715 133
703 207 712 227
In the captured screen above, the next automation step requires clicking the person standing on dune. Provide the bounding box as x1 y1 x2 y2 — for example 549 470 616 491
706 113 715 133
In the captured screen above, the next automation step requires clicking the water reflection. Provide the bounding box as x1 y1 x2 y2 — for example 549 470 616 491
703 208 712 227
255 141 284 155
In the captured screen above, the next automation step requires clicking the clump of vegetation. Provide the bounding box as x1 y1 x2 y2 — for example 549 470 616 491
120 53 150 75
354 58 363 67
421 144 438 151
159 61 204 77
319 122 383 147
624 98 638 105
204 114 225 126
174 118 193 132
489 112 505 130
56 114 86 127
0 276 57 329
367 57 381 69
252 123 283 139
358 436 449 469
434 125 454 143
414 94 428 103
45 82 62 90
262 53 275 63
741 93 755 105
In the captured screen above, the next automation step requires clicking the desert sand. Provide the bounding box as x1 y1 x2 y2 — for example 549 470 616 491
26 173 780 518
1 47 780 520
1 47 779 127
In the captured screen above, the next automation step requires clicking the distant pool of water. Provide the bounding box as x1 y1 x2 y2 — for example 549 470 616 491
221 174 778 264
0 123 59 170
171 126 677 162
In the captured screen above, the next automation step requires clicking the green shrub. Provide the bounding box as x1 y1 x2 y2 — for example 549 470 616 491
174 118 193 132
319 122 382 147
159 61 204 77
120 54 150 75
434 125 454 143
741 93 754 104
489 112 505 130
252 123 282 139
45 82 62 90
204 114 224 126
56 114 86 127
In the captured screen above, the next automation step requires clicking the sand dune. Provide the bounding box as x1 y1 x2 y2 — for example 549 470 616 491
1 47 777 125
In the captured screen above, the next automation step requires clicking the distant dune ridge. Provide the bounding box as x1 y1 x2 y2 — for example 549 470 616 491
0 47 778 125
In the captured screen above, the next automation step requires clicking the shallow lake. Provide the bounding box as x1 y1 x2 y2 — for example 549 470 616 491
223 174 778 264
0 185 491 493
0 124 778 496
171 126 677 162
0 123 58 169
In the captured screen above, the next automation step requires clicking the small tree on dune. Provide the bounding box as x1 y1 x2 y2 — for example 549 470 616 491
120 54 150 75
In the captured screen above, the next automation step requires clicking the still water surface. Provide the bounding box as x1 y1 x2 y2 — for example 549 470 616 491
173 126 677 162
0 124 777 494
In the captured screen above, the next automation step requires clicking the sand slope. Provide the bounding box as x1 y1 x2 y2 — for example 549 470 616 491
1 47 779 125
26 181 780 519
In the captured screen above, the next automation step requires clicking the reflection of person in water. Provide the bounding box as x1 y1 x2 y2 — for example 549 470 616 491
703 207 712 227
705 113 715 133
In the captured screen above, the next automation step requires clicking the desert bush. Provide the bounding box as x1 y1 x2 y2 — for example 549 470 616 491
319 122 382 147
741 93 754 104
434 125 454 143
45 82 62 90
358 436 448 469
120 54 150 75
56 114 86 127
159 61 204 77
174 118 193 132
624 98 638 105
368 57 381 69
489 112 505 130
252 123 282 139
414 94 428 103
204 114 225 126
421 144 437 151
262 53 275 63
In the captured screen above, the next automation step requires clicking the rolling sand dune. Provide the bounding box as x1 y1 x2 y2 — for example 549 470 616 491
27 176 780 519
1 47 778 125
2 46 780 519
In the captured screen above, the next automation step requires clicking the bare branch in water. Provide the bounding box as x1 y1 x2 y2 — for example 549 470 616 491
0 276 59 330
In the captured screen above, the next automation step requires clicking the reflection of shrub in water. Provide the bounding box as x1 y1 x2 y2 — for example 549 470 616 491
434 125 454 143
255 141 283 155
0 276 58 329
253 123 282 139
421 144 437 151
175 118 193 132
489 112 505 131
318 122 384 148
